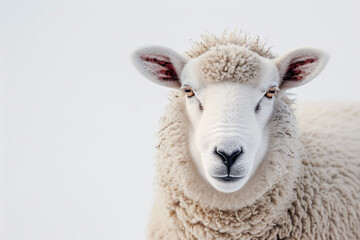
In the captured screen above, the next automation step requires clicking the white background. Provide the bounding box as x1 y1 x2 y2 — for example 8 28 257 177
1 0 360 239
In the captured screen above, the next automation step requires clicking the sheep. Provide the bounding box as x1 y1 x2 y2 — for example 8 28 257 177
131 31 360 240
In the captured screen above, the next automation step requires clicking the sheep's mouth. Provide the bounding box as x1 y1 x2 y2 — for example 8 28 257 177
213 176 245 182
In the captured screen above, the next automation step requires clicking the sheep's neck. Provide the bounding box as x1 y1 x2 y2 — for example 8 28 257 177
165 183 296 239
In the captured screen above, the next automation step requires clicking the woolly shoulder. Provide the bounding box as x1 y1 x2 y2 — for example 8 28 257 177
295 101 360 165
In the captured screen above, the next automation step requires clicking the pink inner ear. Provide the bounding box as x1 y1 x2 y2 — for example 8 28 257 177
283 58 317 82
141 56 179 82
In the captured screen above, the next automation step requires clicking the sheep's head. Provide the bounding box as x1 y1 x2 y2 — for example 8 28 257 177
132 36 328 193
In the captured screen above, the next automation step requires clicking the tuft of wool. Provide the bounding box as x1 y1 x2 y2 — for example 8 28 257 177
198 45 261 83
186 31 275 84
186 30 275 59
147 92 360 239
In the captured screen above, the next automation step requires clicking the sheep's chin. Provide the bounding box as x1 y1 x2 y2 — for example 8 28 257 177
205 172 249 193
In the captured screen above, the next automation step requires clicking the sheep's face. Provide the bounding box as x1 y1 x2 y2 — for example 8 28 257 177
181 55 280 193
132 44 328 193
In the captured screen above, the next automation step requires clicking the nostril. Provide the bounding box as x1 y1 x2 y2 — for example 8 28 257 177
214 147 243 169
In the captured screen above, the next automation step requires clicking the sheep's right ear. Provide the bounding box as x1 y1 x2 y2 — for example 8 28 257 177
131 46 187 88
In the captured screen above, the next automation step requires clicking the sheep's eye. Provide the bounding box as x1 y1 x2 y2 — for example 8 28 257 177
265 87 276 98
184 87 195 98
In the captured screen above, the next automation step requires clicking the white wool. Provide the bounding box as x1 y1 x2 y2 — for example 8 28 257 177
147 94 360 239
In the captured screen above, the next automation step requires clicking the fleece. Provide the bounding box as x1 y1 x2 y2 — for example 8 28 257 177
147 93 360 240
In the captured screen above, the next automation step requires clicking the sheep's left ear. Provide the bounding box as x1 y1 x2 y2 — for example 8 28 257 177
275 47 329 90
131 46 187 89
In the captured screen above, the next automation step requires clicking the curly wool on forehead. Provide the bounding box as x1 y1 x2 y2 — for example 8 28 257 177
197 45 262 83
186 31 276 83
186 31 275 59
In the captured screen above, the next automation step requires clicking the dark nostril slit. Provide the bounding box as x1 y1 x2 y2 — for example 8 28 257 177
214 148 243 171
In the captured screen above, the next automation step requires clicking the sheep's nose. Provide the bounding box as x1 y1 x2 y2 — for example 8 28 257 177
215 148 243 171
